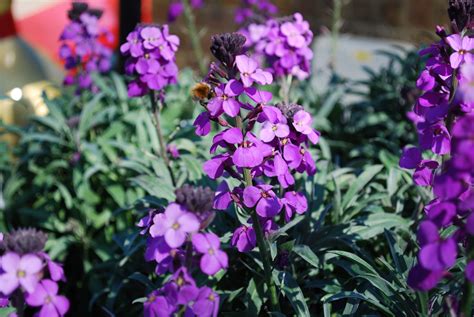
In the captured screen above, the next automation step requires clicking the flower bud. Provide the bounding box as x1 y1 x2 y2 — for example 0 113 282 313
2 228 48 255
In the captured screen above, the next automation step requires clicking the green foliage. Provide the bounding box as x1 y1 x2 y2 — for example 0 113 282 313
0 48 449 317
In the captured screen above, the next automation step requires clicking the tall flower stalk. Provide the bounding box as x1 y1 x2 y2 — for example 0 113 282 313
181 0 207 75
192 30 319 311
399 6 473 315
120 23 180 185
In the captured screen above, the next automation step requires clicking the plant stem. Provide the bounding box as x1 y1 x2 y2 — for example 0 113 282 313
461 280 473 317
236 115 281 312
182 0 207 75
280 75 293 104
149 92 176 187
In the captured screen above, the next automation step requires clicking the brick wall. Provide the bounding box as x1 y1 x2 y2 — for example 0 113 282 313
153 0 450 68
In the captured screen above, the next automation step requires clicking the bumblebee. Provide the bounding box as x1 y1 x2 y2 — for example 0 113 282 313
191 82 213 100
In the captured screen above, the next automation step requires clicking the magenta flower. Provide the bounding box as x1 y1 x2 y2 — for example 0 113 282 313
120 30 144 57
235 54 273 87
259 107 289 142
445 34 474 69
192 287 220 317
243 184 282 217
459 63 474 103
231 225 257 253
207 80 244 117
25 279 69 317
0 253 42 295
418 122 451 155
140 27 162 49
213 181 232 210
222 128 272 168
283 143 316 175
282 191 308 221
281 21 306 48
292 110 320 144
149 203 200 248
144 291 175 317
192 233 228 275
194 112 211 136
203 154 231 179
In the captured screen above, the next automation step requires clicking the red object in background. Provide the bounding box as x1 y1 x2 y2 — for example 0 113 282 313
12 0 152 63
0 10 16 38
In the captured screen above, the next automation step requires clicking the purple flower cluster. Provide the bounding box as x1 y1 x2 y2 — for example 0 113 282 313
168 0 204 22
138 185 227 317
240 13 314 80
194 32 319 253
399 24 474 291
120 24 180 97
0 229 69 316
234 0 278 25
59 2 113 93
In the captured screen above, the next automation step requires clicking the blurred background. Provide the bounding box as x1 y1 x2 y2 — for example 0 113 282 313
0 0 450 126
3 0 448 75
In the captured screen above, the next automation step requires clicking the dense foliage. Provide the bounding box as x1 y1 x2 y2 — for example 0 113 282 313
0 1 473 316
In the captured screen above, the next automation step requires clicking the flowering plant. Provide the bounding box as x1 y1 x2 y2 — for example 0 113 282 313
399 6 474 314
0 229 69 317
58 2 113 93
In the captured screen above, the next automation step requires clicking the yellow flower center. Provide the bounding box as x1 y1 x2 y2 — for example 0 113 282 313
172 222 180 230
208 248 215 255
17 270 26 278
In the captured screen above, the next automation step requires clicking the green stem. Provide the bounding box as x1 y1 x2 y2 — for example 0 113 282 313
461 281 473 317
236 116 281 312
149 93 176 187
182 0 207 75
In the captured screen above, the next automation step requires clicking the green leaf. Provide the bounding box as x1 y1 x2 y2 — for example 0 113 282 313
78 92 104 137
341 165 383 210
276 271 310 317
293 245 319 269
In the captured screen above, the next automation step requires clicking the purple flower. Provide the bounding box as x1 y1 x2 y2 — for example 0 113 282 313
149 203 200 248
120 30 144 57
283 143 316 175
459 63 474 104
407 264 444 291
416 70 436 91
235 55 273 88
419 237 457 272
222 129 272 168
213 181 232 210
207 80 244 117
281 191 308 221
0 253 42 295
203 154 232 179
231 225 257 252
418 122 451 155
144 291 175 317
121 24 180 97
144 237 174 274
292 110 320 144
141 27 162 49
25 279 70 317
445 34 474 69
425 201 456 227
399 147 422 169
167 144 180 159
413 160 439 186
281 21 306 48
466 261 474 283
259 108 289 142
168 2 184 22
192 233 228 275
243 185 282 217
194 112 212 136
59 4 112 93
192 287 219 317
